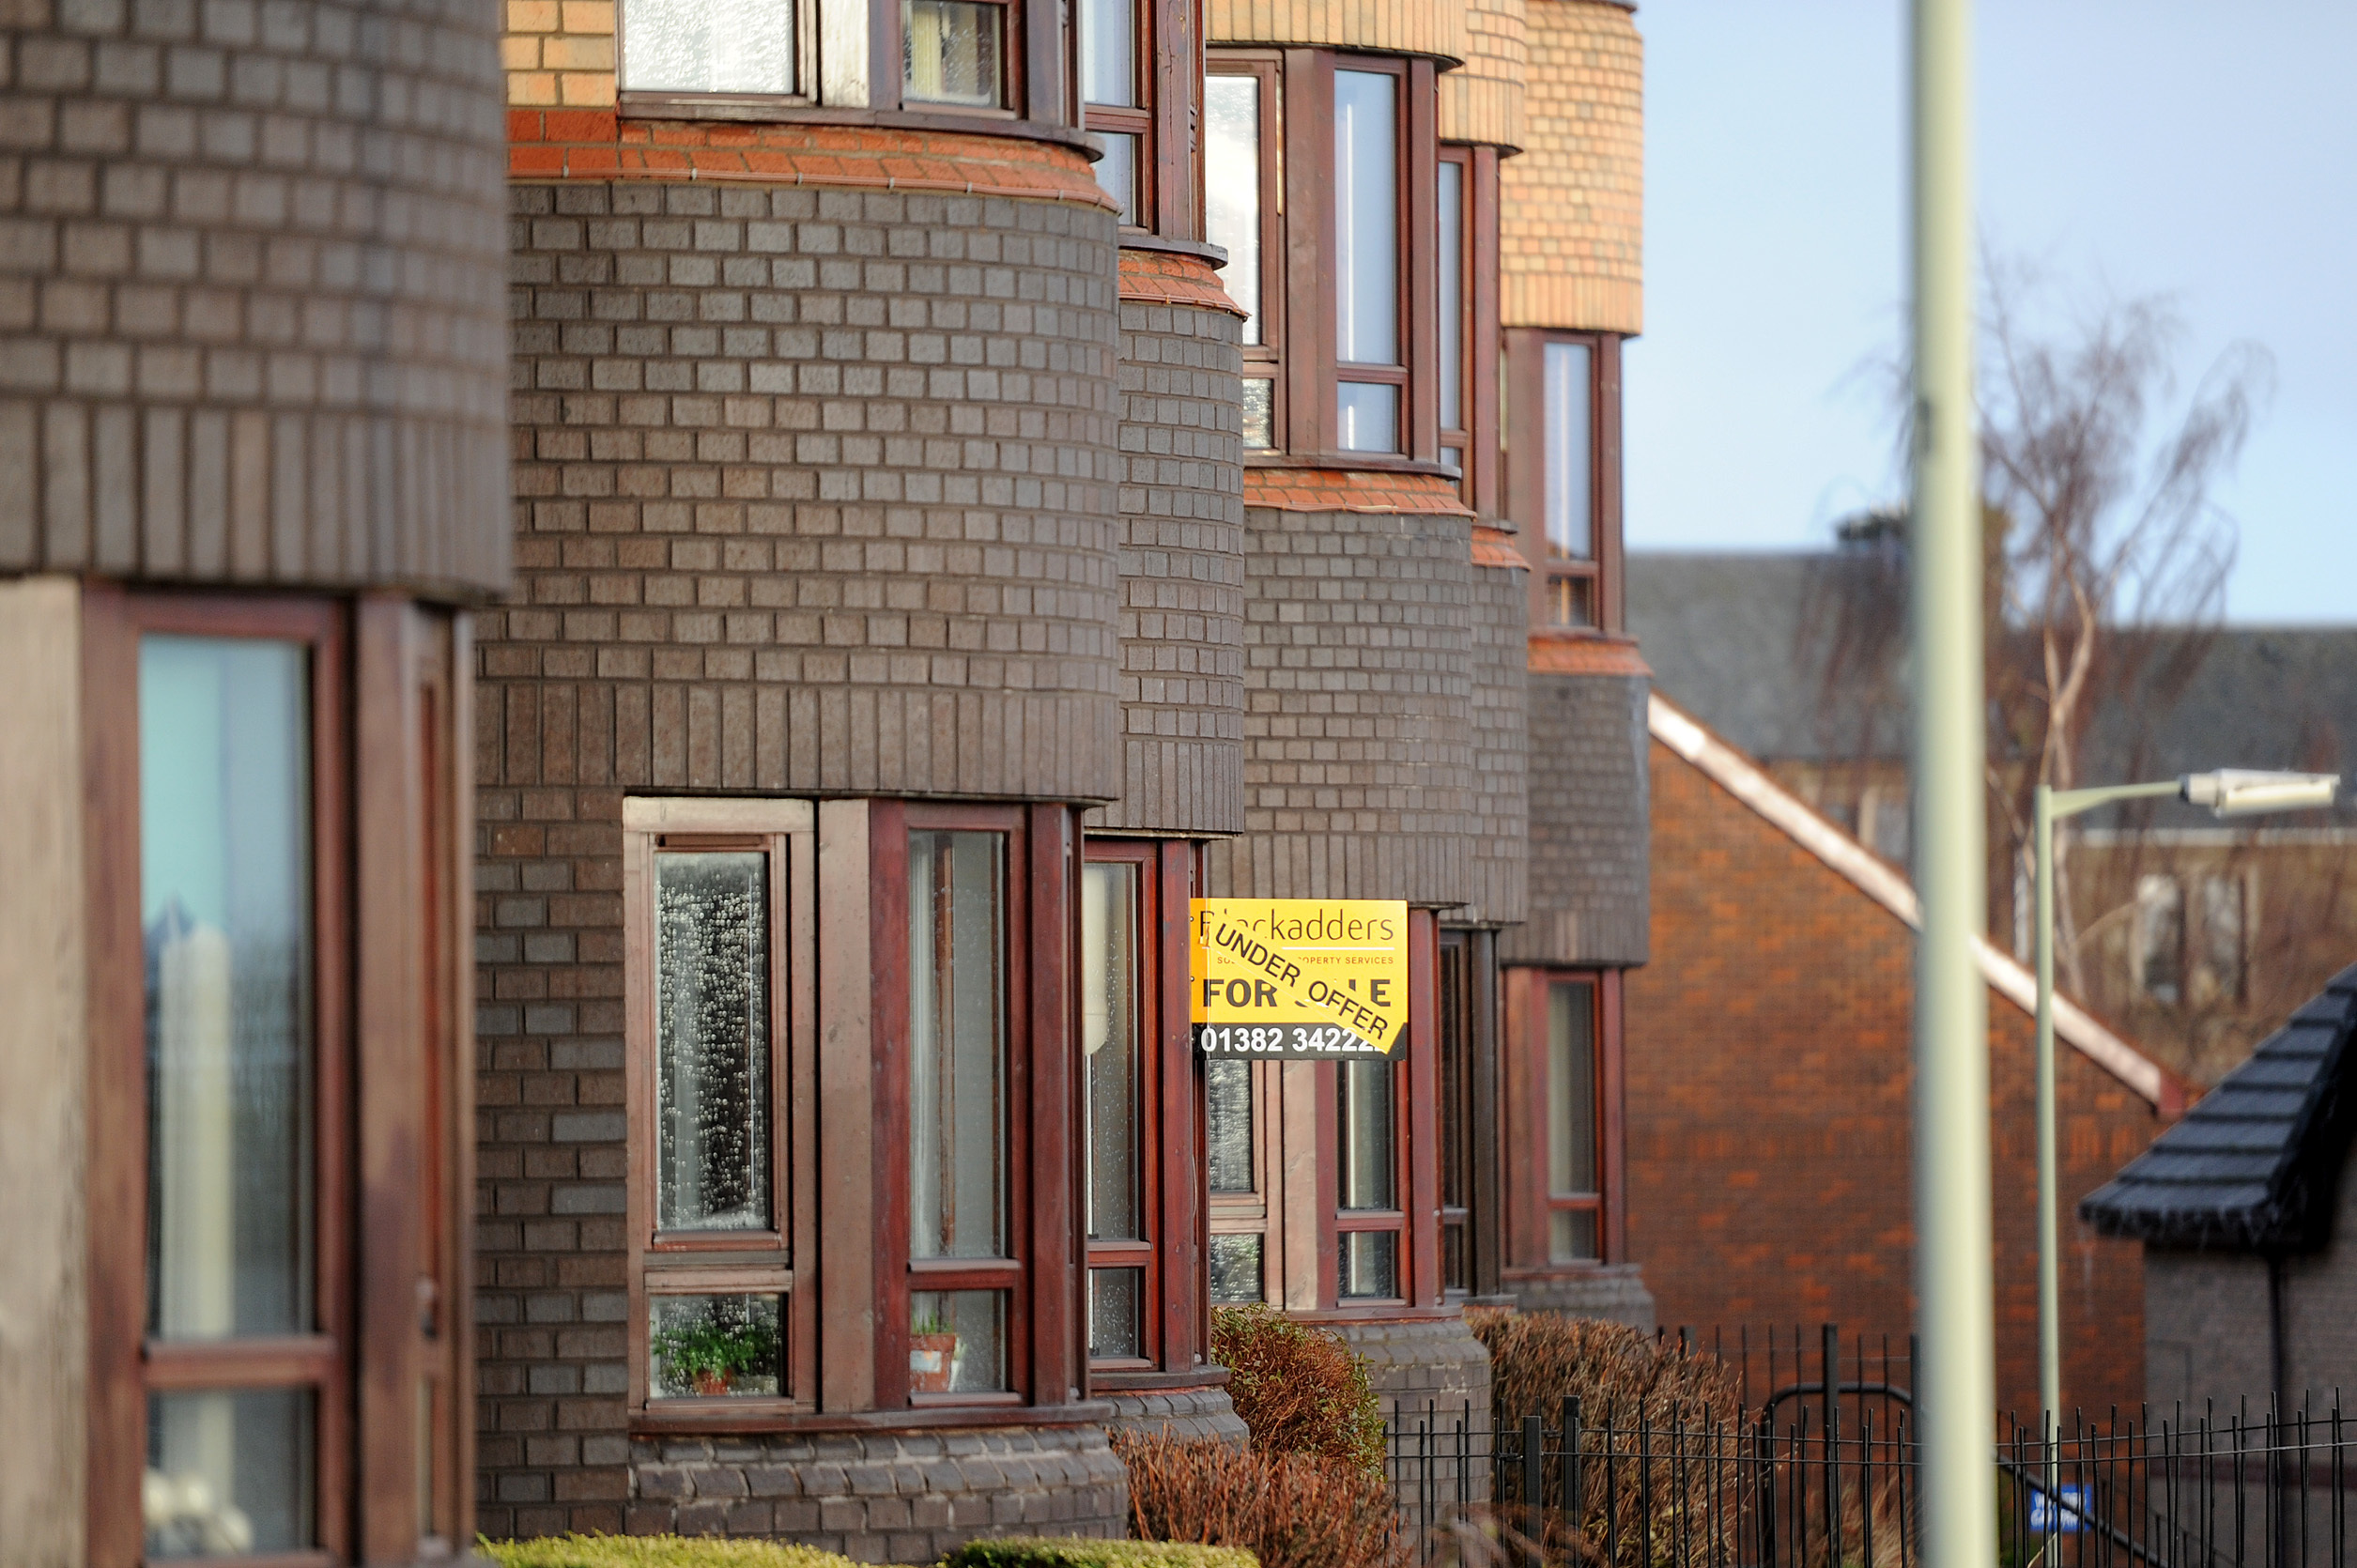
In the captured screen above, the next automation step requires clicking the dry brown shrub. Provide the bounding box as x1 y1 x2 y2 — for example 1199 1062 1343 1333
1209 1304 1385 1478
1112 1430 1410 1568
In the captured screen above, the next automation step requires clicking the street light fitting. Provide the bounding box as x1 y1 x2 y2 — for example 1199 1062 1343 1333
2180 769 2342 818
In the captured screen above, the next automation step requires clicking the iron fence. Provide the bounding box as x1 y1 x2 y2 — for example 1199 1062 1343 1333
1383 1327 2355 1568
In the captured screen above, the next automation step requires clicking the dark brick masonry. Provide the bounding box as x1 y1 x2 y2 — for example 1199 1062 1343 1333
1503 670 1649 967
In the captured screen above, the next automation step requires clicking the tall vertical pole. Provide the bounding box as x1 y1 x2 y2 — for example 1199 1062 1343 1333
2034 784 2061 1491
1911 1 1996 1566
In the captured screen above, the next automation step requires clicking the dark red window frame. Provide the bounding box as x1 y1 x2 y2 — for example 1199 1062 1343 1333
1502 967 1627 1274
1507 328 1625 635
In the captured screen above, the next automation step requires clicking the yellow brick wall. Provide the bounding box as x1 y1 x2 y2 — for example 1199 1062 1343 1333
1438 0 1524 151
1207 0 1468 69
504 0 615 109
1501 0 1641 334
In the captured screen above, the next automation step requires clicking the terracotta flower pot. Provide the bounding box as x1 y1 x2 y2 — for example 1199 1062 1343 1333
691 1367 736 1397
909 1333 960 1394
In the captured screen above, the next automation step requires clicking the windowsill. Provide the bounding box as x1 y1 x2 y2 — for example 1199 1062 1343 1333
1091 1364 1233 1393
630 1397 1117 1435
1117 232 1230 265
612 95 1101 156
1245 452 1464 478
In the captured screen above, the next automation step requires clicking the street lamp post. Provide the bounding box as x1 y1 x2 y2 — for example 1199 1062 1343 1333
2031 769 2339 1464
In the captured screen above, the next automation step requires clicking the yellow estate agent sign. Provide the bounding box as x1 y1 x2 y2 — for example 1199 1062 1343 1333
1189 899 1410 1059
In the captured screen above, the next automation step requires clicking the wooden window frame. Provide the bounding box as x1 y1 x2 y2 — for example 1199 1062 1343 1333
1318 909 1441 1312
1502 968 1627 1274
1435 927 1502 1300
1439 144 1503 517
1078 0 1203 236
1507 329 1625 633
85 591 475 1567
1208 54 1285 452
1205 1060 1283 1306
611 0 819 114
621 798 819 1422
1080 838 1210 1380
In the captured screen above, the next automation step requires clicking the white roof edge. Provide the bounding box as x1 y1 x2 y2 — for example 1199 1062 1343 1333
1647 692 2168 1109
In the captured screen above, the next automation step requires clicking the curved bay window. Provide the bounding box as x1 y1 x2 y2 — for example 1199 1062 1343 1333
1208 49 1445 467
1438 146 1503 515
1502 970 1626 1279
1508 331 1625 632
1079 0 1203 234
85 594 474 1565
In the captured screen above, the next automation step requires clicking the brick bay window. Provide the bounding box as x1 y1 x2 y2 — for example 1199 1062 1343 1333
1437 146 1503 515
1208 49 1446 467
1508 331 1626 633
1502 970 1627 1278
624 799 1087 1422
1081 839 1212 1377
85 594 474 1564
1435 928 1502 1299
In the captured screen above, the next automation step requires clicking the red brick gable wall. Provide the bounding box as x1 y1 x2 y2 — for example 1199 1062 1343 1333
1627 736 2164 1421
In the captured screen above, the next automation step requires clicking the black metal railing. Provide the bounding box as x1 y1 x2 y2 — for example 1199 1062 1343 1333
1383 1344 2354 1568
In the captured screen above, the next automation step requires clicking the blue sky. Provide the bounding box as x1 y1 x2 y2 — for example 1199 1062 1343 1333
1627 2 2357 623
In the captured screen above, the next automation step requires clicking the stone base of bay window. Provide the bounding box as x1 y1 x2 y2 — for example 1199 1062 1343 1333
1505 1263 1657 1332
1101 1383 1252 1448
624 1424 1131 1562
1329 1313 1495 1424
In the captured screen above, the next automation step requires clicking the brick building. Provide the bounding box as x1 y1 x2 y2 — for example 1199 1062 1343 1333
1629 696 2180 1421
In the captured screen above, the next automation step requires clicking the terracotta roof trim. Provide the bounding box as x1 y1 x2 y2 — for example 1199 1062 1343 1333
1648 691 2171 1109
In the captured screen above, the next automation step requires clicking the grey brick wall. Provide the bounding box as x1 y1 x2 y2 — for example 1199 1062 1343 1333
1205 505 1477 909
1504 669 1649 966
624 1425 1130 1563
1463 560 1530 927
1103 1385 1250 1448
1509 1263 1655 1331
1089 295 1245 838
477 177 1123 1538
0 0 510 596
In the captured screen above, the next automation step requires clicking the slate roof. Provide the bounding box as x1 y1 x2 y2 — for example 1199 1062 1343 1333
2080 965 2357 1251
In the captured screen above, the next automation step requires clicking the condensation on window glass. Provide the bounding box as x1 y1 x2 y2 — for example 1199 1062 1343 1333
1094 131 1139 225
1339 1230 1396 1299
1206 1058 1256 1193
911 1289 1009 1393
903 0 1001 107
1083 862 1141 1242
146 1388 315 1557
1088 1267 1143 1360
655 852 772 1233
1439 159 1463 430
1240 378 1275 450
910 831 1007 1260
1334 69 1398 366
650 1292 783 1398
621 0 794 94
1080 0 1133 106
1336 381 1400 453
1337 1057 1395 1209
1208 1232 1263 1303
140 636 314 1345
1204 75 1262 346
1544 340 1594 558
1549 1207 1598 1264
1547 983 1596 1197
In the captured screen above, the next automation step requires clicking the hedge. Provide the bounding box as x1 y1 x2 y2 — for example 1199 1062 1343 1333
944 1537 1259 1568
478 1534 861 1568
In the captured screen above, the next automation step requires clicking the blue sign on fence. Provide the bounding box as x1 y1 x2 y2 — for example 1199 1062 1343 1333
2029 1485 2090 1534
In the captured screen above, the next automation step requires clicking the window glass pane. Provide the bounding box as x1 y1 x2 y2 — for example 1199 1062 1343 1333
1240 377 1275 449
1548 984 1596 1196
1207 1058 1256 1193
1439 159 1463 429
1209 1233 1264 1303
1083 862 1141 1241
1080 0 1132 106
1337 381 1400 454
903 0 1000 107
910 830 1006 1259
146 1388 315 1557
1549 1207 1599 1264
1334 69 1398 365
911 1289 1009 1393
1339 1230 1396 1299
655 852 773 1233
1205 75 1262 346
140 636 313 1342
621 0 794 93
649 1293 783 1398
1095 131 1139 225
2136 873 2185 1004
1544 340 1593 558
2199 874 2246 1004
1089 1267 1143 1359
1337 1057 1395 1209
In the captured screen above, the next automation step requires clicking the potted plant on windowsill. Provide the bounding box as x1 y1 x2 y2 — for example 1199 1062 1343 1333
909 1311 961 1394
653 1313 778 1398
